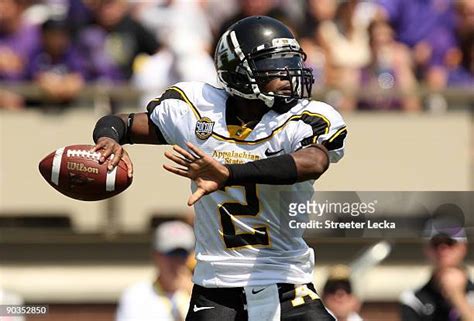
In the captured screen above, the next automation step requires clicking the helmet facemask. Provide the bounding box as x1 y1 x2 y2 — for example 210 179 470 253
250 52 314 107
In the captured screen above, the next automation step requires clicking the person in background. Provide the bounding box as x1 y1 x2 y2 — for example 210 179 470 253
357 19 420 111
116 220 195 321
78 0 159 82
425 0 474 92
400 222 474 321
306 0 372 111
0 0 39 81
65 0 96 38
0 0 39 109
136 0 213 55
322 265 364 321
297 0 339 91
376 0 458 82
26 18 85 107
132 0 217 107
213 0 287 51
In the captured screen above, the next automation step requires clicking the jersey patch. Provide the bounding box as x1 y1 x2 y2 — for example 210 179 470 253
195 117 215 140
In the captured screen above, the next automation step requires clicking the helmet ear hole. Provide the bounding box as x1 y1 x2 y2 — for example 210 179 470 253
229 72 248 85
229 71 253 91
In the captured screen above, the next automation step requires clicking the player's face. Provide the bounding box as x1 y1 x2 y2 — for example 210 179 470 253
254 54 307 98
261 77 292 96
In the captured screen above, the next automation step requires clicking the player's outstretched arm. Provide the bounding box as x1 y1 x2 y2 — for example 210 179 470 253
224 144 329 185
163 142 329 206
91 113 163 177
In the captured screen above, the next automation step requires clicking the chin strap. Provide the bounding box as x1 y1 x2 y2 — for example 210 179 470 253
257 92 275 107
272 97 299 114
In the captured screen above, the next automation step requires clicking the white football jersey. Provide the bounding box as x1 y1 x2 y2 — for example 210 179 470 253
148 81 347 287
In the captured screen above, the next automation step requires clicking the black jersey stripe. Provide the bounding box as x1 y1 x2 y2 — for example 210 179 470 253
294 113 331 147
145 91 185 144
146 88 188 114
323 127 347 150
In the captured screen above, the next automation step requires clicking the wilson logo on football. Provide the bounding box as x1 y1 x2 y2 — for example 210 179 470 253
195 117 214 140
67 162 99 174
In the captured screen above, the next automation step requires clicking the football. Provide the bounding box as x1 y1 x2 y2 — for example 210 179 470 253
38 144 132 201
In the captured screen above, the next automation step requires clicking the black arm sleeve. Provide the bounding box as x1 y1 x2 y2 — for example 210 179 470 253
92 115 127 144
225 154 298 186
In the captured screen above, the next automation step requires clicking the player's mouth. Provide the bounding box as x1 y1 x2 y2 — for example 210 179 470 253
276 83 292 95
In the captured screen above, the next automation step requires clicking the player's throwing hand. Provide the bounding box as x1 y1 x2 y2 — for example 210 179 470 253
163 142 230 206
91 137 134 177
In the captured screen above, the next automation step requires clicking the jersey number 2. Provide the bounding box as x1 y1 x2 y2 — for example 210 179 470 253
219 184 270 249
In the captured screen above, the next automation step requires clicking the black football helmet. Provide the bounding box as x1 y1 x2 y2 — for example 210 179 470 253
215 16 314 108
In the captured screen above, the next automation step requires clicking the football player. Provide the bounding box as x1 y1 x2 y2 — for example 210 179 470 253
92 16 347 321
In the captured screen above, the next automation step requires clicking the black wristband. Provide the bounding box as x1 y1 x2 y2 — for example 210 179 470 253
225 154 297 186
93 115 127 144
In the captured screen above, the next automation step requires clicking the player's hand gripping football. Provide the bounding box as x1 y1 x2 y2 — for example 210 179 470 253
163 142 230 206
91 137 133 178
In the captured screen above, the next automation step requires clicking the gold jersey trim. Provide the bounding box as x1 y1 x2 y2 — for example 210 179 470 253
169 86 331 145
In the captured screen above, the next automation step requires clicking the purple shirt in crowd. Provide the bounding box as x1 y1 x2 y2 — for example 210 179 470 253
377 0 458 66
447 67 474 87
25 46 86 80
0 23 40 81
77 15 159 82
77 27 126 82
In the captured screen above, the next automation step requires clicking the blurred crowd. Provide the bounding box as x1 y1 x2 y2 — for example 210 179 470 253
0 0 472 111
